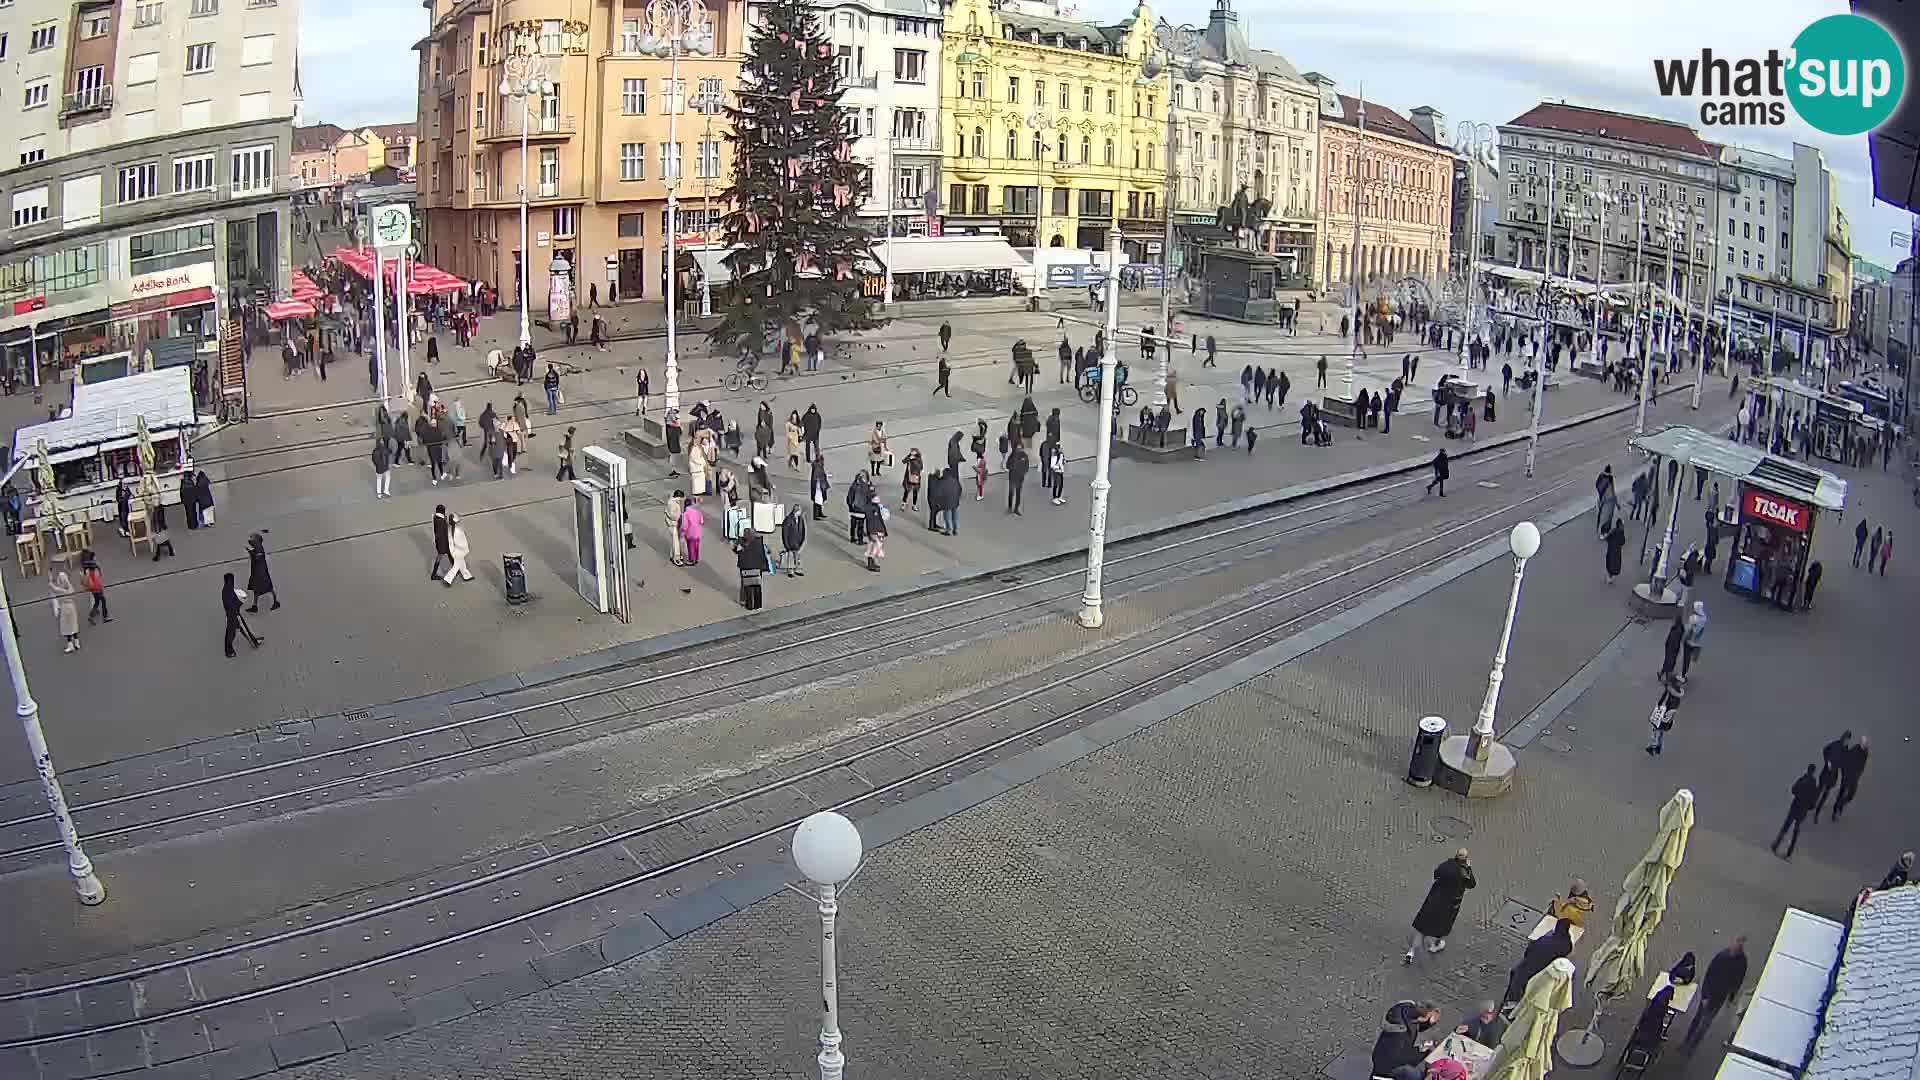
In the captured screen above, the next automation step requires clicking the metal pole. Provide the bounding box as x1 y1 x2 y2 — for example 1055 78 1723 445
373 248 389 405
1078 227 1123 630
1694 203 1718 409
814 881 844 1080
882 136 895 310
1651 455 1687 590
1465 550 1530 761
664 43 681 415
0 523 105 906
1351 86 1365 359
395 253 410 407
1526 150 1554 479
1154 60 1177 410
1633 203 1652 435
1593 196 1607 362
519 100 533 349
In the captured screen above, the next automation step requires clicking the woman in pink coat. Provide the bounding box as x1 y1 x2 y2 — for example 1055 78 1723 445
678 498 706 566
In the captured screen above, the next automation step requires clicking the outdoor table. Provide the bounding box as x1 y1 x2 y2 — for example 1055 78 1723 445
1424 1033 1495 1075
1530 914 1586 946
1651 973 1699 1013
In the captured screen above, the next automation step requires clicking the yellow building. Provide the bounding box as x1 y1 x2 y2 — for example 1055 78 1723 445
939 0 1164 254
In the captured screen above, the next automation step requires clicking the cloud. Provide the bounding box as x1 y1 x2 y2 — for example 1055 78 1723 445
300 0 421 127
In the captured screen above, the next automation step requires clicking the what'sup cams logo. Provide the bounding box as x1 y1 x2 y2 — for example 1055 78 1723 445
1652 13 1906 136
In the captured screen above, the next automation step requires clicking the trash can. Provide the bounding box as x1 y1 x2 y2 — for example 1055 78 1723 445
1406 716 1447 787
503 553 528 604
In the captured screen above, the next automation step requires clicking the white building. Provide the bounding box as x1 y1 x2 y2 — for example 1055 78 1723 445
1715 142 1850 359
773 0 943 234
0 0 302 388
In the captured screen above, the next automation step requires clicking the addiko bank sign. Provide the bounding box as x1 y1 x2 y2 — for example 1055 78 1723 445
115 263 217 304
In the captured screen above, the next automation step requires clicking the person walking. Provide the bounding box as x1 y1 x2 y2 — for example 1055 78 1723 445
556 426 578 482
221 572 263 657
679 497 706 566
1165 366 1182 413
1770 764 1820 859
934 353 952 397
1316 355 1327 389
1878 530 1893 575
867 421 890 478
430 505 453 581
861 494 888 572
245 532 281 612
1604 518 1627 584
441 512 474 585
636 368 651 416
1869 526 1883 573
1831 736 1870 820
929 465 960 535
785 411 804 471
392 411 414 465
1802 559 1824 609
1810 731 1851 822
1046 441 1066 505
1658 613 1687 681
80 552 110 625
809 456 830 521
1595 466 1616 535
367 431 394 498
1405 848 1475 963
1189 407 1208 460
1005 441 1029 514
801 404 823 462
937 320 952 354
1854 518 1870 567
1425 448 1449 496
1680 600 1707 679
1644 675 1684 754
543 364 561 415
1682 938 1748 1051
754 403 775 461
479 402 498 456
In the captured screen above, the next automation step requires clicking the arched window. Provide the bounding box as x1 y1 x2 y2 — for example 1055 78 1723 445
1057 137 1068 163
972 127 984 158
1103 139 1113 165
1080 135 1090 163
1007 128 1018 159
1032 132 1043 159
1147 144 1155 169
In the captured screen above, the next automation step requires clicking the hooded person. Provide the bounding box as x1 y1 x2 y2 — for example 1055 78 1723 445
947 430 966 474
430 505 452 580
245 532 280 612
1371 1000 1440 1079
1406 849 1476 961
1018 396 1041 443
779 503 808 575
195 471 216 526
801 404 824 461
735 529 770 609
1605 518 1628 583
181 473 202 529
221 571 261 656
846 470 873 542
755 403 775 460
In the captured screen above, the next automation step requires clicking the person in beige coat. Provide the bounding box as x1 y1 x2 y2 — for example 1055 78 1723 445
666 490 688 566
49 567 80 652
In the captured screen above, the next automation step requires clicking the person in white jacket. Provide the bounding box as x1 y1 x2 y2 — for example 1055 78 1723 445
441 513 474 585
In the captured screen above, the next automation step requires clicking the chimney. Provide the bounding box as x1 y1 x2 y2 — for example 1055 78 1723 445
1408 106 1447 146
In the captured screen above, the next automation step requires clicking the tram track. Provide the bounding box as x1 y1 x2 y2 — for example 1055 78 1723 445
0 421 1625 865
0 434 1618 1054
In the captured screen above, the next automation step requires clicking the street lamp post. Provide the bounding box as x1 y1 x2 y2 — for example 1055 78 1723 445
1650 450 1689 593
1453 122 1497 349
1631 200 1659 435
1465 521 1541 763
1142 24 1201 410
636 0 715 416
1524 149 1559 479
0 457 105 905
1079 227 1124 630
792 811 864 1080
499 56 553 351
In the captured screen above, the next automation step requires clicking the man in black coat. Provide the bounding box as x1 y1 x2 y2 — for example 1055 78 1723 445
429 505 452 581
1371 1000 1440 1080
801 405 823 463
1770 764 1820 859
1406 848 1475 962
1683 937 1748 1050
1831 736 1870 820
928 467 961 535
1005 444 1029 514
1810 731 1851 822
1426 449 1449 496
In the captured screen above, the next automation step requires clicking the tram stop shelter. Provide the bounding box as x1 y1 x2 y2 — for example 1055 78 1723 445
1629 425 1847 612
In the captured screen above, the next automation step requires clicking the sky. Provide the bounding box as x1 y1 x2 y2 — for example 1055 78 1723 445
301 0 1909 270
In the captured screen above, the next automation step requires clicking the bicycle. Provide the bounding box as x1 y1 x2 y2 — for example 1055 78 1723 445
725 361 767 393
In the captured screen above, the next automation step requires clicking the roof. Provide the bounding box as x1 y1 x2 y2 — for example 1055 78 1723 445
999 9 1123 52
13 368 198 461
1187 10 1303 82
363 123 420 143
1805 886 1920 1080
1731 908 1848 1073
1629 424 1848 511
1504 102 1714 160
870 235 1029 275
1328 95 1437 148
294 123 347 154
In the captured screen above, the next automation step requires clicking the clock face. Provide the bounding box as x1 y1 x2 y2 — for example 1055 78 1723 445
1319 87 1339 116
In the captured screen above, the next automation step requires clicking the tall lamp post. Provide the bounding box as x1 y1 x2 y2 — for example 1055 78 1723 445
1588 190 1622 366
1452 122 1497 347
1141 22 1202 410
792 811 864 1080
1464 521 1541 762
0 456 105 905
1078 227 1124 630
1631 199 1669 436
499 55 553 350
635 0 715 416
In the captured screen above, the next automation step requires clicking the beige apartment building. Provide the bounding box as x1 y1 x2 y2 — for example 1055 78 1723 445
416 0 745 311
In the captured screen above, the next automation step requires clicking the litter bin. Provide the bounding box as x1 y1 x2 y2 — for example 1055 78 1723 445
503 553 528 604
1406 716 1447 787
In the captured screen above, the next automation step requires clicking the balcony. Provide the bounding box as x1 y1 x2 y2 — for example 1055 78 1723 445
435 73 456 98
887 135 942 155
473 179 586 207
839 73 880 91
60 85 113 120
479 112 578 144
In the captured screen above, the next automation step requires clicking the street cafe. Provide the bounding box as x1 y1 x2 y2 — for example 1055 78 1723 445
1629 426 1846 613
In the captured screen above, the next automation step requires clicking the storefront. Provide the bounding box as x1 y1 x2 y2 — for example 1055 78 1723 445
106 263 218 363
11 367 200 522
1727 487 1816 608
0 263 219 391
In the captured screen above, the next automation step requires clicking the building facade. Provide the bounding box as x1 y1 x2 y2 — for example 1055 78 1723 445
416 0 748 312
0 0 301 387
937 0 1163 252
1449 151 1496 274
1309 75 1451 292
1160 0 1318 285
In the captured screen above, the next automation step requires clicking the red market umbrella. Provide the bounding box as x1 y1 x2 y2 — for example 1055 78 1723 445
264 299 315 321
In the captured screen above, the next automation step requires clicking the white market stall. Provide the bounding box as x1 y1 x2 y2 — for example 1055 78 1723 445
11 366 201 524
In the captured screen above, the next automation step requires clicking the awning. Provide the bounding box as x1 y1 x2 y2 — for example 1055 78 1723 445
1629 425 1848 511
870 236 1028 276
1727 907 1844 1074
1714 1058 1794 1080
265 299 315 321
690 247 737 287
14 367 198 459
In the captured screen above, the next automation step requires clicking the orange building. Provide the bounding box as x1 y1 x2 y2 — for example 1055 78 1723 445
1307 75 1452 291
415 0 744 310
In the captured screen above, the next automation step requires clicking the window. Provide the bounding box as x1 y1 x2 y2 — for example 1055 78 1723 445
1743 222 1751 239
1082 86 1092 111
1007 76 1019 102
119 163 160 203
697 77 723 111
1173 84 1184 109
540 19 562 55
1742 251 1750 269
1057 136 1067 163
1006 129 1017 159
970 127 984 158
662 78 685 114
127 52 159 85
658 142 681 181
892 107 925 141
617 213 641 238
1758 225 1766 243
538 147 560 193
475 92 486 131
11 187 49 229
230 144 273 194
894 50 925 83
242 34 274 66
1103 139 1113 165
1059 82 1070 109
622 78 646 114
620 142 645 180
173 153 214 192
1079 135 1089 163
0 33 6 60
186 43 215 73
135 3 163 27
696 140 719 178
31 24 55 50
1036 79 1045 107
129 222 213 271
1030 131 1042 160
477 31 487 66
17 135 44 166
1758 254 1766 273
23 80 49 109
189 0 215 13
82 12 112 38
1106 89 1116 114
553 207 576 237
970 71 984 99
1759 198 1766 214
1508 181 1520 198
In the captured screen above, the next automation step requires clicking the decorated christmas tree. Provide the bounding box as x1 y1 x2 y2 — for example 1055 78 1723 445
714 0 877 348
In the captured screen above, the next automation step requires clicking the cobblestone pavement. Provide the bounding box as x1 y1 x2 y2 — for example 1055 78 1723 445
262 445 1909 1080
0 288 1667 783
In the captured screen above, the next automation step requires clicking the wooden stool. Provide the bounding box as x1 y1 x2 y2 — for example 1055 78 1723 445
61 520 91 555
15 533 43 577
126 510 152 557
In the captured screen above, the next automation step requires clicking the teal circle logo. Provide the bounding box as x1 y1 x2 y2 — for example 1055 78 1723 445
1786 14 1905 136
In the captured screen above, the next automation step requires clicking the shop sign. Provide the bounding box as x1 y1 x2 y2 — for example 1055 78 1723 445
109 286 216 321
1176 213 1218 226
13 297 46 317
1743 488 1810 533
117 263 216 304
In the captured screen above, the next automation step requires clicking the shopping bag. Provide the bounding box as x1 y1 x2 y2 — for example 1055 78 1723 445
725 506 748 541
751 501 777 534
